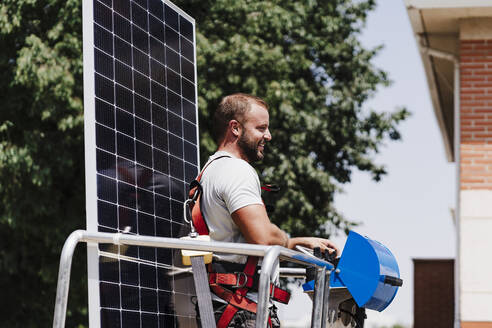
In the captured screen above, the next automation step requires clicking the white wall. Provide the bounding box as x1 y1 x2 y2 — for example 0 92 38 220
460 190 492 321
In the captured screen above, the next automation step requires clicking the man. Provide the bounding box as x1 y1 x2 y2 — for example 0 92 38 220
197 93 339 327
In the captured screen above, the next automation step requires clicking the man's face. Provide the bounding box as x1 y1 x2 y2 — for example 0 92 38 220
237 104 272 162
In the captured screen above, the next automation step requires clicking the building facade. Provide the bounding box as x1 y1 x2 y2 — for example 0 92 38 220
405 1 492 327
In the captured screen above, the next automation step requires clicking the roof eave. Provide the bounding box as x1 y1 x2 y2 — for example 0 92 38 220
406 5 455 162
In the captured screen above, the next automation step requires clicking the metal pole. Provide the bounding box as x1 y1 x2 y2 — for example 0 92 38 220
320 270 331 328
52 231 85 328
89 231 269 256
278 248 334 270
52 231 335 328
256 246 281 328
54 230 333 268
453 55 461 328
278 267 306 278
310 266 326 328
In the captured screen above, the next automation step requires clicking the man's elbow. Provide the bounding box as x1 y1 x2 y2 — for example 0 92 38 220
246 225 284 246
247 234 272 245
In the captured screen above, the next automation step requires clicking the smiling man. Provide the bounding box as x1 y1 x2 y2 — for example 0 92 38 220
194 93 338 327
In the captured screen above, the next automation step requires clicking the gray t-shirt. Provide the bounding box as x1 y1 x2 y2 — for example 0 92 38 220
200 151 263 263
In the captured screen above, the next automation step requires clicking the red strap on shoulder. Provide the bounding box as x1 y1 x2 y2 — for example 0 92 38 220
188 155 231 235
191 193 209 235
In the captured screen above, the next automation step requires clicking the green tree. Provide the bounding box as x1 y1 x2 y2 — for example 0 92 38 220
178 0 409 237
0 0 87 326
0 0 408 326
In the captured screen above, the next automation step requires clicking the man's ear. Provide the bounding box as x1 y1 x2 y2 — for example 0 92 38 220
229 120 241 137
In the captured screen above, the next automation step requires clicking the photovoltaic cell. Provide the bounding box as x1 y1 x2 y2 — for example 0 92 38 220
83 0 200 326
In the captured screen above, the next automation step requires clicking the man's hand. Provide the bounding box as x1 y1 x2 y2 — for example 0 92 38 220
287 237 340 256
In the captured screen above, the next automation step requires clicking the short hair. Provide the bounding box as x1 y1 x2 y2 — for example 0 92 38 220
213 93 268 142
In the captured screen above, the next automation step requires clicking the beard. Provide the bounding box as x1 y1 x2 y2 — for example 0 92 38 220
238 131 264 162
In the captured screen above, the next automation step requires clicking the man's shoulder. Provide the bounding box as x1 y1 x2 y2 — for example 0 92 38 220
208 152 253 170
205 152 257 181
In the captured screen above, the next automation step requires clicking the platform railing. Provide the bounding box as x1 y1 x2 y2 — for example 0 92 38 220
53 230 334 328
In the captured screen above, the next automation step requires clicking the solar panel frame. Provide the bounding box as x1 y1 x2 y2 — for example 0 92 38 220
83 0 199 326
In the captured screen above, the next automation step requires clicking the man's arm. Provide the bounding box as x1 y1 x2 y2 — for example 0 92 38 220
231 204 339 255
231 204 288 247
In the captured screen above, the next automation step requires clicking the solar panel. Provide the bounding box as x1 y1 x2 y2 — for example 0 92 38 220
82 0 200 326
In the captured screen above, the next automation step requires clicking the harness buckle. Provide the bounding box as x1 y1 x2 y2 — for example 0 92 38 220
234 272 248 288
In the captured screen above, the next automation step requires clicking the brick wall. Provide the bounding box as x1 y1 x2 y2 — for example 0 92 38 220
460 40 492 190
459 38 492 327
462 323 492 328
413 259 454 328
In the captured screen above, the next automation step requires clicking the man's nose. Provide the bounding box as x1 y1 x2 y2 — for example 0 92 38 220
264 129 272 141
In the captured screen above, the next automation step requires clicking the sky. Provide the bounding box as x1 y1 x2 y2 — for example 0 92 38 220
279 0 457 326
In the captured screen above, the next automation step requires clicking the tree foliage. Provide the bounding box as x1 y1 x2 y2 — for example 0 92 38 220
0 0 408 326
0 0 87 326
177 0 409 237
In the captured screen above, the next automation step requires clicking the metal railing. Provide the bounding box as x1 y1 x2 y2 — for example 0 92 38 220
53 230 334 328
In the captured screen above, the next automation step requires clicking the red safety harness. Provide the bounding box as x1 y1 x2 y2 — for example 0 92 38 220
187 156 290 328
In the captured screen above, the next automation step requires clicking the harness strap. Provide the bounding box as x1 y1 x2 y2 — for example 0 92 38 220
211 283 291 308
188 155 231 235
216 305 239 328
212 284 278 328
208 272 254 288
270 284 290 304
242 256 259 277
191 256 217 328
215 256 258 328
191 194 209 235
211 285 258 313
213 287 274 328
212 257 288 327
